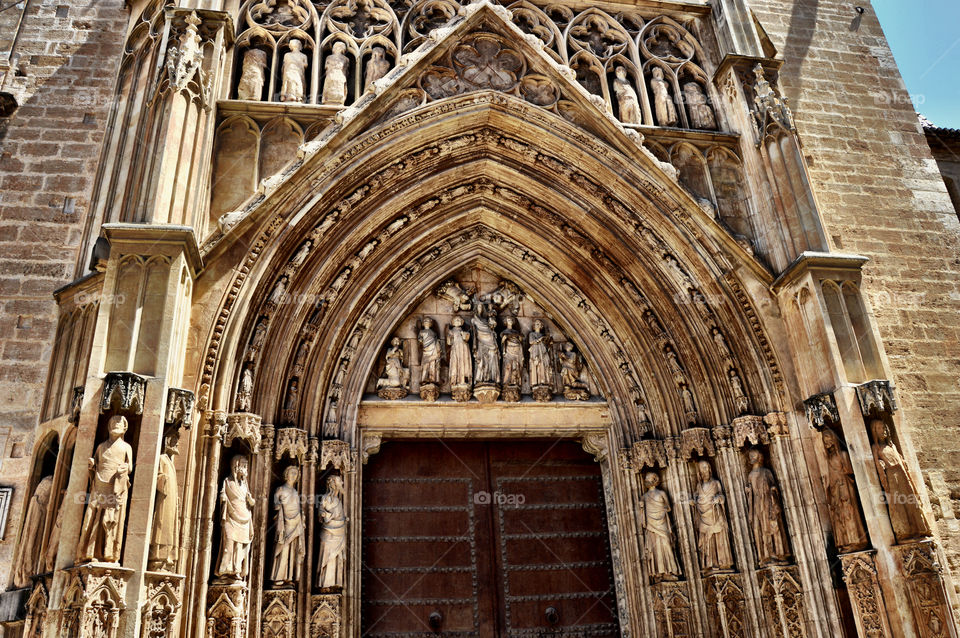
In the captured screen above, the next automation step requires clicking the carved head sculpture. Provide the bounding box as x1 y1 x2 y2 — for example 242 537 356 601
372 46 385 60
332 41 346 55
697 460 712 482
390 336 402 349
564 342 575 353
107 415 128 437
869 418 891 445
488 316 497 330
326 474 344 495
503 316 516 330
290 39 303 53
533 319 544 332
821 429 841 456
747 448 763 468
422 317 434 330
232 455 249 481
451 316 464 328
283 465 299 485
643 471 660 490
164 428 181 456
615 66 627 80
652 67 664 80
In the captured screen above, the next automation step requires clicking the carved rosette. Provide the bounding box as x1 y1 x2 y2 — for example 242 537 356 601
100 372 148 415
206 582 248 638
856 380 897 417
803 393 839 430
320 439 357 472
679 427 715 459
165 388 195 429
60 564 132 638
310 593 341 638
224 413 263 451
263 589 296 638
758 565 808 638
732 415 769 448
706 573 747 638
621 439 668 471
653 581 694 638
274 427 308 462
838 552 891 638
895 540 955 638
142 572 184 638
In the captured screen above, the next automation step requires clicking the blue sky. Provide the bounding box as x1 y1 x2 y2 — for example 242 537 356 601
872 0 960 128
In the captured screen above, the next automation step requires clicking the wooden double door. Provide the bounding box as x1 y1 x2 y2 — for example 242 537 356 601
362 440 620 638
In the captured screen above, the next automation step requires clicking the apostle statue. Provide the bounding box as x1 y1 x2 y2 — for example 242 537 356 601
613 66 640 125
322 41 350 106
216 455 255 579
418 317 443 400
236 367 253 412
364 46 390 92
559 342 589 400
650 67 677 126
280 39 308 103
500 316 524 402
318 475 347 589
821 429 868 552
237 48 268 101
683 81 716 130
745 448 791 565
528 319 554 402
78 415 133 563
148 428 181 571
13 475 52 587
870 418 931 541
447 316 472 401
377 336 409 399
693 461 734 573
271 466 306 585
473 313 500 386
638 472 681 582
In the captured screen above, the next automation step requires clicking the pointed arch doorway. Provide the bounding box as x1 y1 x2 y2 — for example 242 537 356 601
361 439 620 638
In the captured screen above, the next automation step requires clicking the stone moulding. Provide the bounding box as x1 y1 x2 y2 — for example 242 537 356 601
100 372 148 415
855 380 897 417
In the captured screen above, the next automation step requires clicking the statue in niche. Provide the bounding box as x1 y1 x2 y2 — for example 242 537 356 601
44 493 65 572
271 466 306 585
322 42 350 106
650 67 677 126
821 429 869 552
680 385 697 424
500 316 524 402
290 240 312 269
268 276 288 307
364 46 390 92
745 448 791 565
282 378 300 420
683 82 716 130
418 317 443 401
237 48 268 101
528 319 554 402
148 428 181 572
559 342 589 400
248 317 268 359
318 475 347 590
236 367 253 412
712 327 733 361
13 475 52 587
216 455 255 579
638 472 681 582
280 39 308 103
377 336 409 400
473 313 500 381
665 346 684 384
78 415 133 563
613 66 640 125
447 316 472 402
292 341 309 378
870 418 931 541
729 369 749 415
693 461 734 573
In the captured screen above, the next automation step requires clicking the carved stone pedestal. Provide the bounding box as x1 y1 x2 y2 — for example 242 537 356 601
757 565 807 638
706 573 747 638
142 572 184 638
653 581 693 637
451 385 471 402
501 384 521 402
531 384 552 402
563 386 590 401
838 551 892 638
262 589 296 638
310 593 341 638
377 386 407 400
22 578 50 638
206 581 249 638
895 541 958 638
419 382 440 402
473 383 499 404
60 563 134 638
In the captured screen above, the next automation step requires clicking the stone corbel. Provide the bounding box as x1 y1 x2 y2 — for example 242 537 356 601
224 412 262 451
164 388 195 430
621 439 668 472
855 380 897 418
360 432 382 465
320 439 357 472
803 392 839 430
732 415 769 448
581 432 609 463
837 551 892 638
679 427 715 459
274 427 307 462
100 372 148 415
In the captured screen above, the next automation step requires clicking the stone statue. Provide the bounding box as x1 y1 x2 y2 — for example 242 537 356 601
638 472 681 582
680 385 697 421
729 369 749 414
613 66 640 125
148 428 181 572
216 455 255 579
650 67 677 126
683 81 716 130
13 475 52 587
559 342 589 400
78 415 133 563
447 317 472 401
268 276 288 307
746 448 791 565
318 475 346 589
377 336 409 399
44 493 65 572
271 466 306 585
500 316 524 402
693 461 734 573
364 46 390 92
418 317 442 400
528 319 554 402
283 378 300 415
870 418 930 541
292 341 309 378
236 367 253 412
237 48 268 101
280 39 308 103
473 313 500 386
821 429 869 552
322 42 350 106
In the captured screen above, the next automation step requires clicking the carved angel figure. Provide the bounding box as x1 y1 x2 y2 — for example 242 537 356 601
78 415 133 563
870 418 931 541
216 455 255 579
237 49 268 101
613 66 640 125
322 42 350 106
271 466 306 584
650 67 677 126
746 448 791 565
281 40 308 103
318 475 347 589
639 472 681 582
694 461 734 573
821 429 868 552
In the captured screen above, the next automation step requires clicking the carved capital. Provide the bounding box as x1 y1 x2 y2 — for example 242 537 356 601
712 425 734 449
164 388 195 429
803 393 839 430
260 423 276 453
855 380 897 417
732 415 769 448
100 372 148 415
275 427 307 462
679 427 715 459
320 439 357 472
224 412 262 451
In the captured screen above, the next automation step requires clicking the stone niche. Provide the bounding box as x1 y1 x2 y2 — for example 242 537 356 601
364 263 601 401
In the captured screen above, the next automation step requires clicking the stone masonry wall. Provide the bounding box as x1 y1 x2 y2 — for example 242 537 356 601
0 0 127 586
751 0 960 606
